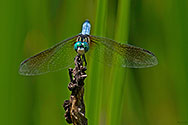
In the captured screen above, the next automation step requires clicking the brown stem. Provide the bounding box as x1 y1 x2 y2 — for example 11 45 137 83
63 55 88 125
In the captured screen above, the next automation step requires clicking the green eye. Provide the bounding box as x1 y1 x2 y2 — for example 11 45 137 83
74 41 82 50
74 41 89 53
82 42 89 52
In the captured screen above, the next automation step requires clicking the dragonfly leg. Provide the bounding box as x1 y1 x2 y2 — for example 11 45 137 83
82 54 87 67
68 68 73 82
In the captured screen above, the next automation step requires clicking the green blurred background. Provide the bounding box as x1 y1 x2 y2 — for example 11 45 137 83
1 0 188 125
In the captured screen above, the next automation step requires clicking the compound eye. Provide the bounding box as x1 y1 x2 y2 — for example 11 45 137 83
74 41 82 50
82 42 89 52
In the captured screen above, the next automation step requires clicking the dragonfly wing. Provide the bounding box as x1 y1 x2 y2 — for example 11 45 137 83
90 35 158 68
87 36 118 67
19 35 78 76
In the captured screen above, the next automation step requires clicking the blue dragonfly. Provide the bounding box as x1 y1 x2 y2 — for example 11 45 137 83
19 20 158 76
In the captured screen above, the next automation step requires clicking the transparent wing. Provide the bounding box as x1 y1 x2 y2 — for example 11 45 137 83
89 35 158 68
19 35 78 76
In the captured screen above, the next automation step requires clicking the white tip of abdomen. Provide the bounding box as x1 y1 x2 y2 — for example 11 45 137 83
81 19 91 35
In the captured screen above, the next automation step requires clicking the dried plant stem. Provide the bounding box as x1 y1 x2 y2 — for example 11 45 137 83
63 55 88 125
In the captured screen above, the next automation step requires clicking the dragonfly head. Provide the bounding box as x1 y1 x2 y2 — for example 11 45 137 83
81 19 91 35
74 41 89 55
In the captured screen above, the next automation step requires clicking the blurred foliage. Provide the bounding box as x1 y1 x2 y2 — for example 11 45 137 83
0 0 188 125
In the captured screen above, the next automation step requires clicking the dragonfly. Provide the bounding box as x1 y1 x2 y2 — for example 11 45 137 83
19 19 158 76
